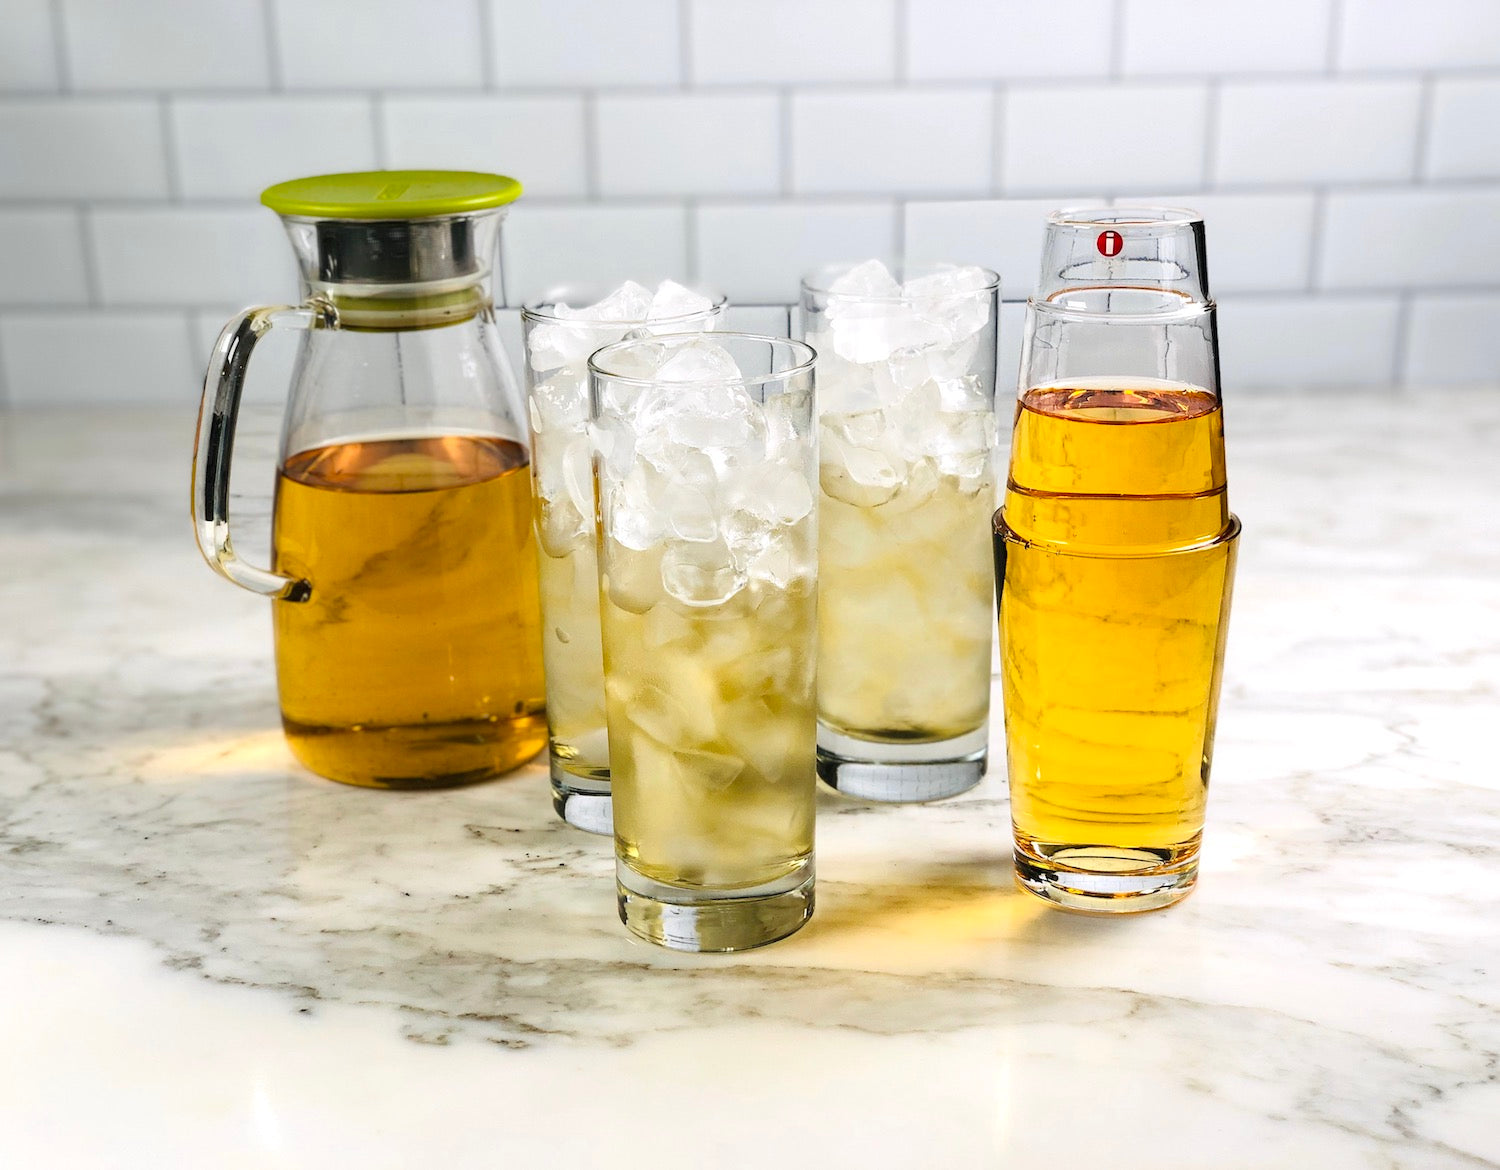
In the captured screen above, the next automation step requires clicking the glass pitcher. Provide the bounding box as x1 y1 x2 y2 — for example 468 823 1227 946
191 170 546 790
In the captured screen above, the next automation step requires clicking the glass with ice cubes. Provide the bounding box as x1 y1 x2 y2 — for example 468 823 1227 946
589 333 818 952
521 282 726 834
800 260 1001 802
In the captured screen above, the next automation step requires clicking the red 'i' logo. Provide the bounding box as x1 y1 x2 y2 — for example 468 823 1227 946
1097 230 1124 257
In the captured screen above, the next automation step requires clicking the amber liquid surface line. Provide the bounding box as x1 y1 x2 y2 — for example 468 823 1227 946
272 434 547 788
1000 383 1235 865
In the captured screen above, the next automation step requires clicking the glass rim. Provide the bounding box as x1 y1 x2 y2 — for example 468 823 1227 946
588 331 816 389
1048 205 1202 229
520 283 728 326
799 259 1001 299
1030 287 1214 322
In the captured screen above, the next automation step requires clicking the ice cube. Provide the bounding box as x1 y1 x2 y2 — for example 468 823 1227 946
604 540 665 614
828 258 902 299
661 538 746 608
527 373 589 436
608 462 665 551
555 281 654 324
735 461 813 526
536 495 588 559
647 279 716 322
665 486 718 543
903 265 993 345
560 433 595 521
653 340 742 385
671 747 745 792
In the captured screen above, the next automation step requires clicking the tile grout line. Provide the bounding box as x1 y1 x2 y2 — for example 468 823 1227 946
1389 289 1413 387
683 198 698 281
78 204 102 308
475 0 495 90
261 0 283 91
182 311 204 391
1200 80 1220 189
893 198 906 263
48 0 70 91
158 96 182 201
991 85 1005 196
371 92 389 168
678 0 693 88
582 91 601 200
1109 0 1127 81
893 0 909 84
1306 188 1327 292
778 87 794 197
1325 0 1345 74
1410 73 1435 181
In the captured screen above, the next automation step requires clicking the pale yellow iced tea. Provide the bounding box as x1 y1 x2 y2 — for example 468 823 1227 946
535 539 608 779
272 435 547 788
818 464 994 743
999 384 1234 866
603 574 817 891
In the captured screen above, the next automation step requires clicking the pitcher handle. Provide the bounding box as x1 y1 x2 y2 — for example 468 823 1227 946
191 300 336 601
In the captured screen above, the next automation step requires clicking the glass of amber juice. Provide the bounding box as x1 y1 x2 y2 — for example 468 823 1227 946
997 211 1239 911
589 333 819 952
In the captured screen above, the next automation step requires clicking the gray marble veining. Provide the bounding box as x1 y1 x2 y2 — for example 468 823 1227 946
1 394 1497 1166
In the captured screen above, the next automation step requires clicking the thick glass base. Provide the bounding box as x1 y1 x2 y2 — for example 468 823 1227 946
616 858 814 953
549 757 613 835
816 722 987 803
283 715 547 789
1014 836 1200 914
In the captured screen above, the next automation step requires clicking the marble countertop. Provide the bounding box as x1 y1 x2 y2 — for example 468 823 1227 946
1 393 1497 1168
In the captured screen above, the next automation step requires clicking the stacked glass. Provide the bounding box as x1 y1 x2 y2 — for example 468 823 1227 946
996 208 1240 913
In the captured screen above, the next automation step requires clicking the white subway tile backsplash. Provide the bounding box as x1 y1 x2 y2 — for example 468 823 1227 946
1425 79 1500 181
1320 189 1500 289
1121 0 1332 75
1402 293 1500 384
695 202 896 302
690 0 896 85
1003 85 1208 194
1126 193 1318 293
488 0 681 88
383 97 588 198
724 305 794 336
0 312 198 406
2 3 1499 398
173 98 378 200
1339 0 1500 70
90 208 294 306
596 94 780 197
1 0 58 91
500 205 689 304
792 89 992 195
1217 294 1401 388
0 211 90 306
903 197 1104 300
273 0 484 90
0 100 168 198
1215 80 1421 186
61 0 270 90
904 0 1113 81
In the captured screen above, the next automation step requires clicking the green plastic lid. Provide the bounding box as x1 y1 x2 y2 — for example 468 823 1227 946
260 170 523 219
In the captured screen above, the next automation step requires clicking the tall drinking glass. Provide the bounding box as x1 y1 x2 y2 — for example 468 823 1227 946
996 211 1238 912
521 284 726 834
590 333 819 952
800 261 1000 803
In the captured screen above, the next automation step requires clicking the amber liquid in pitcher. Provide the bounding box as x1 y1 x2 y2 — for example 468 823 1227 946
998 384 1236 871
271 434 547 788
